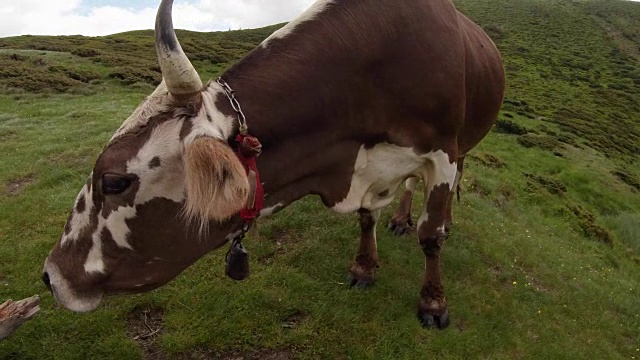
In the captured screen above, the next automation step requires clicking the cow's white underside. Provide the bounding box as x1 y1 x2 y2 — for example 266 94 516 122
332 144 455 214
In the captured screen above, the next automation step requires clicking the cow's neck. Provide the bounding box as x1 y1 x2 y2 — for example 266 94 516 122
216 47 371 213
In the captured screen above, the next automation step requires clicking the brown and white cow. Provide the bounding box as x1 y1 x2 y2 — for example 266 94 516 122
42 0 504 328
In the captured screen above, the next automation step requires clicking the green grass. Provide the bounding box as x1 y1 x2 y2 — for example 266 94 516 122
1 0 640 359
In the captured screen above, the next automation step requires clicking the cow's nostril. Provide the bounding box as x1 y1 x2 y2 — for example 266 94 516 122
42 272 52 293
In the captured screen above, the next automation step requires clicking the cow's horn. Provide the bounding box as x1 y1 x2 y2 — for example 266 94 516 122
155 0 202 95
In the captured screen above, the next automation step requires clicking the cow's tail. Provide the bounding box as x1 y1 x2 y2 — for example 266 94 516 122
456 155 466 203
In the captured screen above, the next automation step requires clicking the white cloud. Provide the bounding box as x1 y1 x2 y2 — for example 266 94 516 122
0 0 316 38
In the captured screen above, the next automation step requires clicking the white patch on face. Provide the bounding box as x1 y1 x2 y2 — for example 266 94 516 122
84 229 105 274
61 180 94 246
332 144 432 213
261 0 334 47
44 259 102 313
127 119 186 204
183 84 235 145
84 206 138 274
105 207 137 249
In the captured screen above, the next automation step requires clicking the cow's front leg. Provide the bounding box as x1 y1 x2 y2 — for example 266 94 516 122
417 158 457 329
348 208 381 288
388 177 417 235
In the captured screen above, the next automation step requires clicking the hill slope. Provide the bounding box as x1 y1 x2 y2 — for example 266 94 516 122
0 0 639 359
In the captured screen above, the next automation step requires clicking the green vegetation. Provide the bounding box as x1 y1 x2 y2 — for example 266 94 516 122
1 0 639 359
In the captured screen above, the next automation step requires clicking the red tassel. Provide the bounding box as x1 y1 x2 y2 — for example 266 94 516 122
235 134 264 222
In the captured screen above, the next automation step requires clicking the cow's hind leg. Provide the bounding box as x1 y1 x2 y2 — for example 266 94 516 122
417 152 458 329
348 208 381 288
444 156 465 235
388 177 418 236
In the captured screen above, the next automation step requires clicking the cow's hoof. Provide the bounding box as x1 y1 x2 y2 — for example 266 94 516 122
347 274 375 289
418 309 449 329
387 219 414 236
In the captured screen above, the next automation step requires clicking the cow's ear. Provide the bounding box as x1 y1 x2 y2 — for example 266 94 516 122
184 137 249 222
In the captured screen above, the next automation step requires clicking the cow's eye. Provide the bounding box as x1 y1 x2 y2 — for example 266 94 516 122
102 174 131 195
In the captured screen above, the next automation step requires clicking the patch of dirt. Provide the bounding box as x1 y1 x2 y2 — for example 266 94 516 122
455 319 468 333
174 349 292 360
281 309 306 329
5 175 35 196
488 265 503 278
220 351 292 360
595 18 640 60
126 305 166 360
0 129 17 141
124 304 294 360
494 184 516 209
523 273 548 293
256 229 296 265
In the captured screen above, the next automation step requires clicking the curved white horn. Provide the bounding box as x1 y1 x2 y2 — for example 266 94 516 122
155 0 202 95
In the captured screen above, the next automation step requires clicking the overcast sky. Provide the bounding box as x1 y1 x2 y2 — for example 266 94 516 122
0 0 316 38
2 0 640 38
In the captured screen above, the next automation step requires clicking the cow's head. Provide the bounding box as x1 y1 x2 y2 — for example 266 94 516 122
42 0 249 312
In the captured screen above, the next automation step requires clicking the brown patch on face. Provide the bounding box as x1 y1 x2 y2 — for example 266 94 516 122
184 137 249 223
100 197 237 295
75 194 86 214
48 205 104 299
179 119 193 141
148 156 161 169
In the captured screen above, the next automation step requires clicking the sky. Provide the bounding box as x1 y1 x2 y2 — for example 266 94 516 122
2 0 640 38
0 0 317 38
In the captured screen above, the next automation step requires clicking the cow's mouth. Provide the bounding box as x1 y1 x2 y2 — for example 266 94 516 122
43 259 104 313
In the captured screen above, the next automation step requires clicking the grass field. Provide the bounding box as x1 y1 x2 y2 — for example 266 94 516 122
1 0 639 359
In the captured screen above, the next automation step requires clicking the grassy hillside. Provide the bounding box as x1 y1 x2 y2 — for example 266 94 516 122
1 0 639 359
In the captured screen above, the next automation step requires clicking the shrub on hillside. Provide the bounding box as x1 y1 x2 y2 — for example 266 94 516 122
556 133 581 147
48 65 101 83
495 119 529 135
469 152 507 168
8 53 26 61
483 24 506 40
568 204 615 246
108 66 160 85
5 73 81 92
517 134 560 150
612 169 640 192
71 47 102 58
524 173 567 195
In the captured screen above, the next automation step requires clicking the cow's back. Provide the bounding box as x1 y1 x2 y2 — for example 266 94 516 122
457 12 506 154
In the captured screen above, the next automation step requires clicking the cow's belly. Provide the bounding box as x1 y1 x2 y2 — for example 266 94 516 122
332 143 427 213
